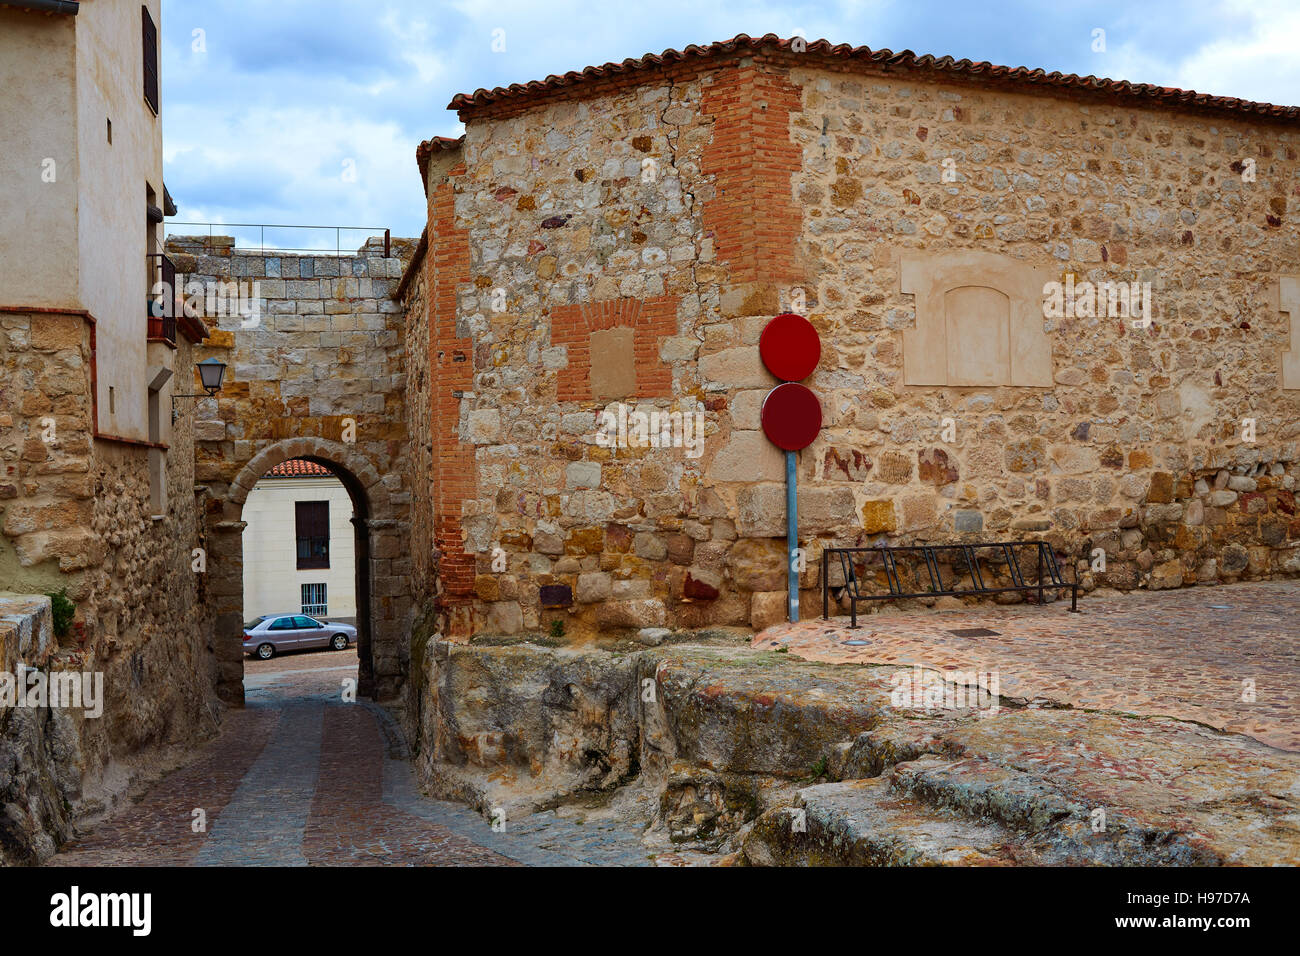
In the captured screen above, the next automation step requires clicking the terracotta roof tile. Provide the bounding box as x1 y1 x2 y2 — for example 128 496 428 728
266 459 334 478
415 134 466 185
446 33 1300 123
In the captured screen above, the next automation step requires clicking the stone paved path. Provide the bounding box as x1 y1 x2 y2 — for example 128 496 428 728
764 580 1300 752
48 650 651 867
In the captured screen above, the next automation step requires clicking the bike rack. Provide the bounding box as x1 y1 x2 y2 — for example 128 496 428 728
821 541 1080 628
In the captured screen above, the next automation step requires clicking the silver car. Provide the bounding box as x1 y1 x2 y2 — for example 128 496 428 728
242 614 356 659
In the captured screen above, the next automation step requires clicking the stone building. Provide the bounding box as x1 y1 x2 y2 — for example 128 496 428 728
241 459 358 623
398 34 1300 640
165 235 416 706
0 0 220 863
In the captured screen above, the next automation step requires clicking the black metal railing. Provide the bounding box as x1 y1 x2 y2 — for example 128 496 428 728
822 541 1080 627
164 221 392 257
146 252 177 342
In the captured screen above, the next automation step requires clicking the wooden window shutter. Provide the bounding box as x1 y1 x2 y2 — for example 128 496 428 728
142 7 159 113
295 501 330 569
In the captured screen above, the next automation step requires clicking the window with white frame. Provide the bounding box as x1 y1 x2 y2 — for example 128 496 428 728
301 583 327 617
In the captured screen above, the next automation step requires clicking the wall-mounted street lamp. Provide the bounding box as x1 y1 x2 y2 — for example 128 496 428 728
172 358 227 422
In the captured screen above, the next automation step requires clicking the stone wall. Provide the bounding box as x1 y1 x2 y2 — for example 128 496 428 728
0 309 95 596
785 62 1300 598
1 309 220 863
402 45 1300 638
0 594 78 864
167 236 416 703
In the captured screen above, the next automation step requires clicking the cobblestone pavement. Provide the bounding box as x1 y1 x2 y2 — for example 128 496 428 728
49 650 652 867
764 580 1300 752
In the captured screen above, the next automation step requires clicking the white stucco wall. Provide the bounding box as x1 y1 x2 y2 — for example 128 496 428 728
0 1 166 443
0 8 80 308
241 475 358 620
76 0 165 441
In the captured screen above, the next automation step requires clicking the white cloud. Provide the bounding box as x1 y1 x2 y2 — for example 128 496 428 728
1170 0 1300 104
1090 0 1300 105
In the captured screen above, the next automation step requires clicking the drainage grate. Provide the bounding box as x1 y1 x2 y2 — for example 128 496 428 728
948 627 1000 637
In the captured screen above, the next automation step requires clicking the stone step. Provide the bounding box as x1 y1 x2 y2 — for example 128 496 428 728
741 777 1025 866
888 753 1224 865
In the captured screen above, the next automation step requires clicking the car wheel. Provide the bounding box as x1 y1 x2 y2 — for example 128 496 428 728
256 643 275 660
331 634 349 651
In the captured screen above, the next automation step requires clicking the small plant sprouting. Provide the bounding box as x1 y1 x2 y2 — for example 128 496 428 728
805 756 829 782
46 588 75 638
548 619 566 640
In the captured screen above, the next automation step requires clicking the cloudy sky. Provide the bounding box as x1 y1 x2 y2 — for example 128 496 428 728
160 0 1300 250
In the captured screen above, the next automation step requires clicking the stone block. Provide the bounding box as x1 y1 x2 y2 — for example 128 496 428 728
636 627 672 646
918 448 958 485
665 533 694 565
699 347 777 390
595 599 667 629
566 460 602 489
861 499 897 534
633 532 668 560
823 447 873 481
737 483 785 537
195 420 226 442
731 389 767 429
711 430 784 482
485 601 523 633
728 538 786 591
877 451 913 484
799 487 856 535
565 527 604 555
576 572 612 603
539 584 573 608
683 568 722 601
1146 472 1175 503
750 591 788 631
466 408 501 444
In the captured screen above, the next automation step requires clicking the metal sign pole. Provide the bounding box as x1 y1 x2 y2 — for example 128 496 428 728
787 450 798 623
757 312 821 628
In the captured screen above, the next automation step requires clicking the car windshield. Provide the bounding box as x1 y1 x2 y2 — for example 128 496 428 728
244 617 268 629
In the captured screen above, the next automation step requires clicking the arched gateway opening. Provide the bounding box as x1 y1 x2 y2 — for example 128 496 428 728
207 437 405 707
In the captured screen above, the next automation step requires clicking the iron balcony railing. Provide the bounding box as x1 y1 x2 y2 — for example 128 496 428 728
146 252 177 343
164 221 392 257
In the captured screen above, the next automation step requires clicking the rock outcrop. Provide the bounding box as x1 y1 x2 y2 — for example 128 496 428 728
415 634 1300 865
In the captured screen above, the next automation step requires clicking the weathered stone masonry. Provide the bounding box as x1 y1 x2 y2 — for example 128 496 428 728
1 307 219 863
166 236 416 704
399 38 1300 641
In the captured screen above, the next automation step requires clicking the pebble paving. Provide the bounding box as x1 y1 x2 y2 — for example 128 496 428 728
48 650 651 867
765 579 1300 752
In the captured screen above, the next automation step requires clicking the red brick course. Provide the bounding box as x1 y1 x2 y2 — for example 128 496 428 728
427 163 477 616
701 60 805 286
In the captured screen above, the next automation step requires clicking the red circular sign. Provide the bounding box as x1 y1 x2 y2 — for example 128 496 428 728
759 313 820 381
761 382 822 451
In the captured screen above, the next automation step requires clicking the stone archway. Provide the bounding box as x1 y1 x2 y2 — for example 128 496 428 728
207 437 406 707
